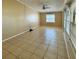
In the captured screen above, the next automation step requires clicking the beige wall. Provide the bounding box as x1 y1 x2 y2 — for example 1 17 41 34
39 12 63 28
2 0 39 40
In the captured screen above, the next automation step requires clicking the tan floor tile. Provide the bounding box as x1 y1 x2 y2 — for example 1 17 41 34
31 41 40 47
58 55 68 59
58 46 66 52
7 40 23 47
3 50 17 59
3 27 69 59
9 47 23 56
57 41 65 46
30 55 42 59
44 56 57 59
67 43 76 59
49 44 57 49
26 46 37 53
34 48 46 58
44 52 57 59
3 43 23 56
48 46 57 52
58 47 68 58
58 51 68 58
50 40 57 45
47 48 57 55
3 42 15 50
18 51 32 59
3 38 25 47
20 43 37 53
38 44 48 50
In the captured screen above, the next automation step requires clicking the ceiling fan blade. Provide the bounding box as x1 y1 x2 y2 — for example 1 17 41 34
43 6 50 9
42 2 50 9
42 4 46 9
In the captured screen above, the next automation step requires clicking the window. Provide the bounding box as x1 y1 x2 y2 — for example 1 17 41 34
46 14 55 23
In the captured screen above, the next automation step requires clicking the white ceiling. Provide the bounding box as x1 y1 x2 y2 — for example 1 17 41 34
17 0 67 12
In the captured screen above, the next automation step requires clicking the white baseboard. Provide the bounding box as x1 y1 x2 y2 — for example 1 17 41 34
64 33 70 59
64 32 76 59
2 30 29 42
2 26 39 42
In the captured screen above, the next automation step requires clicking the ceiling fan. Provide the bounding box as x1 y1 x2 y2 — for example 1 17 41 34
42 0 50 9
42 4 50 9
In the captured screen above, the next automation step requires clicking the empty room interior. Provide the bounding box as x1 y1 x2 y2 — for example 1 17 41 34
2 0 76 59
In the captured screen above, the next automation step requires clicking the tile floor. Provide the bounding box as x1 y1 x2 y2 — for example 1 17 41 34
2 27 68 59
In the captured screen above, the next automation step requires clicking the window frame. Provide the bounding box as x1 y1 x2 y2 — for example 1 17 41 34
46 14 55 23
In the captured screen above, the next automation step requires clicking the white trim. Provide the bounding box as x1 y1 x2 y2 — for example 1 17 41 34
2 27 38 42
2 30 29 42
70 35 76 49
64 33 70 59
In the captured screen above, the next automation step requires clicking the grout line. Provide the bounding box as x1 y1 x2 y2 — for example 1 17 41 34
42 42 50 59
3 49 18 59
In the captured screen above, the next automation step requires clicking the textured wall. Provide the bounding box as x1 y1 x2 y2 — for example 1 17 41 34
2 0 39 40
39 12 63 28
